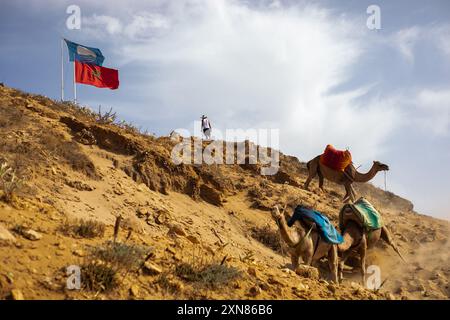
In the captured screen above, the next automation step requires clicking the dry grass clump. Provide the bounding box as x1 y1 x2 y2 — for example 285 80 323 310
60 219 106 238
175 262 241 288
0 104 27 129
39 132 98 178
247 185 263 199
251 224 288 255
156 273 182 294
171 248 241 289
81 262 118 292
0 162 22 203
81 241 151 292
96 106 117 124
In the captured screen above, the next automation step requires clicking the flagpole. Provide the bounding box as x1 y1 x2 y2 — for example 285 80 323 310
61 38 64 101
73 61 77 103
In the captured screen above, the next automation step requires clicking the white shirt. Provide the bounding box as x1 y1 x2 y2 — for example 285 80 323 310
201 118 211 130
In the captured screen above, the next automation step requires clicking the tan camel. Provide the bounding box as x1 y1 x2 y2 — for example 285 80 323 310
304 156 389 202
271 205 339 283
337 207 405 284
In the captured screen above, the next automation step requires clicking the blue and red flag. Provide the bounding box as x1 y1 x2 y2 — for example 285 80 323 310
65 39 119 90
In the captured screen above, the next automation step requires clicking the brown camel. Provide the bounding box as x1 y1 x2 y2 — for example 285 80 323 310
271 205 339 283
337 207 406 284
304 156 389 202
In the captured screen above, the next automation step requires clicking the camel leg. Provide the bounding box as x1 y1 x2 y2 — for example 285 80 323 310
359 237 367 286
342 183 352 203
301 239 314 266
328 245 339 284
304 158 319 190
349 184 357 202
381 226 406 262
291 252 300 270
318 170 325 193
338 249 353 281
304 174 315 191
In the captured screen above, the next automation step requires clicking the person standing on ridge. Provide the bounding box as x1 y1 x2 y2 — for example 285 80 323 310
201 115 212 140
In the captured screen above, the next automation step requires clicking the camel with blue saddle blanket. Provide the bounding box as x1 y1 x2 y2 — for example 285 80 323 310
271 205 342 283
338 197 406 284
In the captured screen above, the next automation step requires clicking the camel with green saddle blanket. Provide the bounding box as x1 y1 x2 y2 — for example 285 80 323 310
337 197 406 284
304 145 389 202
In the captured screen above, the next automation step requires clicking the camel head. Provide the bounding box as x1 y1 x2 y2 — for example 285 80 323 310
373 161 389 172
271 206 283 221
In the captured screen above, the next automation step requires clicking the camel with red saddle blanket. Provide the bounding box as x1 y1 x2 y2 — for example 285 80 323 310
304 145 389 202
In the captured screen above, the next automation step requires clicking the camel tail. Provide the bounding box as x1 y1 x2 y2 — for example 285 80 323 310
381 226 407 263
392 245 407 263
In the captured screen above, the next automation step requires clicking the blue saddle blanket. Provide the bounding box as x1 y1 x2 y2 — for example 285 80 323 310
288 206 344 244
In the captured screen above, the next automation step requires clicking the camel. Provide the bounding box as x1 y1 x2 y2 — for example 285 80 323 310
271 205 339 283
304 156 389 202
337 206 406 284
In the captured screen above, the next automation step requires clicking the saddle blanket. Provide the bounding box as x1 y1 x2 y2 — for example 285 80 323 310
339 197 384 231
319 144 352 171
288 206 344 244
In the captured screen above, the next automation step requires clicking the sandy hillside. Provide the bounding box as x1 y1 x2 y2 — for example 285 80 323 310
0 83 448 300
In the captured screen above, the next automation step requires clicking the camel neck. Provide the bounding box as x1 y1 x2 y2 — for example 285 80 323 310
277 216 300 247
354 164 379 183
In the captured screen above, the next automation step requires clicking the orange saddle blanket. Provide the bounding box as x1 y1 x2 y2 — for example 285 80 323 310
319 145 352 171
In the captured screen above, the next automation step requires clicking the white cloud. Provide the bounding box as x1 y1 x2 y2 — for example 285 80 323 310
391 24 450 64
393 26 420 64
124 13 170 40
81 12 169 41
82 14 123 35
269 0 282 9
73 1 449 165
439 38 450 56
416 89 450 136
104 1 399 163
434 25 450 57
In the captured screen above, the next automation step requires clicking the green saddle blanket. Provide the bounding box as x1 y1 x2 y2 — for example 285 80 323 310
339 197 383 231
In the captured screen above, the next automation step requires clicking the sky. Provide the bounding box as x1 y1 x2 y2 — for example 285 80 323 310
0 0 449 219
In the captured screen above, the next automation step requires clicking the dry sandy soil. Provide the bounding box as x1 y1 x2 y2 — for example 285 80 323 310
0 83 448 300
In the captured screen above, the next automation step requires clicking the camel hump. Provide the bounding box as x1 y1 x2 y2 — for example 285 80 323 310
320 145 352 171
339 198 383 231
292 206 344 244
